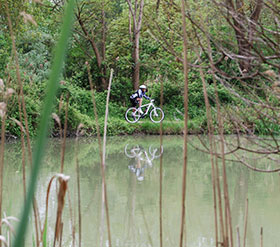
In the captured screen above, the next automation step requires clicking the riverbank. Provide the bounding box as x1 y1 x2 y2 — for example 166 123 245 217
51 119 191 137
6 115 262 140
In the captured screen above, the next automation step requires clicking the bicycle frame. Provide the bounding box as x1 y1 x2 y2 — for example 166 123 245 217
125 99 164 123
137 101 155 114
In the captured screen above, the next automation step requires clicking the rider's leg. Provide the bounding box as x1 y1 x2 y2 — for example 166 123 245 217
138 98 143 114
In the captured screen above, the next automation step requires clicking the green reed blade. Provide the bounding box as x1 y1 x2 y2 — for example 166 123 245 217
12 1 75 246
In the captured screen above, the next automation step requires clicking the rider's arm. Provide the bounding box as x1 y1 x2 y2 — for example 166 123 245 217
143 94 151 101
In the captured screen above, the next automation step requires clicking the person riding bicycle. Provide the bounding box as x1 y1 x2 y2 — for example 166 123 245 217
130 85 151 115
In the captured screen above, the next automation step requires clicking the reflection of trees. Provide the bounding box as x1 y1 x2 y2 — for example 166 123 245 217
125 144 163 181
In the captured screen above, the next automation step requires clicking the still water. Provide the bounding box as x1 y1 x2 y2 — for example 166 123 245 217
3 135 280 246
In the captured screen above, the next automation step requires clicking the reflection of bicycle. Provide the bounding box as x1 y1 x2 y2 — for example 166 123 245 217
125 144 163 181
125 99 164 124
124 144 163 165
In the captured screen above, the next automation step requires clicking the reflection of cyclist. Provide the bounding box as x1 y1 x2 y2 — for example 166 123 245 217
128 158 145 181
125 144 163 181
130 85 151 115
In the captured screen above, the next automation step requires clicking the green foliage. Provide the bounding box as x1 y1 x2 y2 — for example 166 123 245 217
17 29 53 83
1 0 280 139
0 32 11 78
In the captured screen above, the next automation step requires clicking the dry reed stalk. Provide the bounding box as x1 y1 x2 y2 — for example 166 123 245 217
40 174 70 246
0 79 14 247
260 227 263 247
59 224 63 247
67 191 75 247
243 199 248 247
196 50 219 247
15 94 27 199
214 155 226 245
237 227 241 247
41 175 58 246
53 174 70 247
159 79 163 247
0 103 7 247
6 5 33 167
86 62 112 247
60 94 69 173
99 185 105 247
211 61 233 247
52 113 62 138
100 68 113 247
75 124 83 247
179 0 190 246
12 115 27 200
102 69 114 164
5 5 41 246
202 34 233 246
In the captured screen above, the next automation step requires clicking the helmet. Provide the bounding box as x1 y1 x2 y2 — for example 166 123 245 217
139 85 147 89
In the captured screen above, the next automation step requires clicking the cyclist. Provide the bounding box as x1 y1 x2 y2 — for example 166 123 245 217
130 85 151 115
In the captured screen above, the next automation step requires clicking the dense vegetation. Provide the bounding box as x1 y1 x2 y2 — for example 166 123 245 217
1 0 280 137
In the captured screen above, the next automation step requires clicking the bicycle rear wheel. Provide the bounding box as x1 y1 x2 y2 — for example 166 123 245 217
150 107 164 123
125 107 141 123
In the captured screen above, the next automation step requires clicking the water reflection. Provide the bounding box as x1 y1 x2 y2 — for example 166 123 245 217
125 144 163 181
3 136 280 247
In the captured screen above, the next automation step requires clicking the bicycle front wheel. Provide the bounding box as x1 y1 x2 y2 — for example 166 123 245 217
150 107 164 123
125 107 141 123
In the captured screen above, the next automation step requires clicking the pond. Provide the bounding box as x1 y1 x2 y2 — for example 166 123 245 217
3 135 280 246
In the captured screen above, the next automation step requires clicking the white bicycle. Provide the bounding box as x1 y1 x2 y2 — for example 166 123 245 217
125 99 164 123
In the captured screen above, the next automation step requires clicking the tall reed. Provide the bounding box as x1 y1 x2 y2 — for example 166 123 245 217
5 4 47 245
243 199 248 247
194 35 228 246
75 124 84 247
159 78 164 247
196 51 218 246
260 227 263 247
0 94 7 247
12 1 75 246
179 0 190 246
102 69 114 164
206 39 233 246
86 62 112 246
60 94 70 173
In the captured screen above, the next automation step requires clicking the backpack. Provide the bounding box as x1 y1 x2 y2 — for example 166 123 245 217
130 90 140 100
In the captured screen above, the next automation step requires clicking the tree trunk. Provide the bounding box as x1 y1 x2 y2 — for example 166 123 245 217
133 31 140 89
226 0 263 73
127 0 144 90
76 13 107 90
